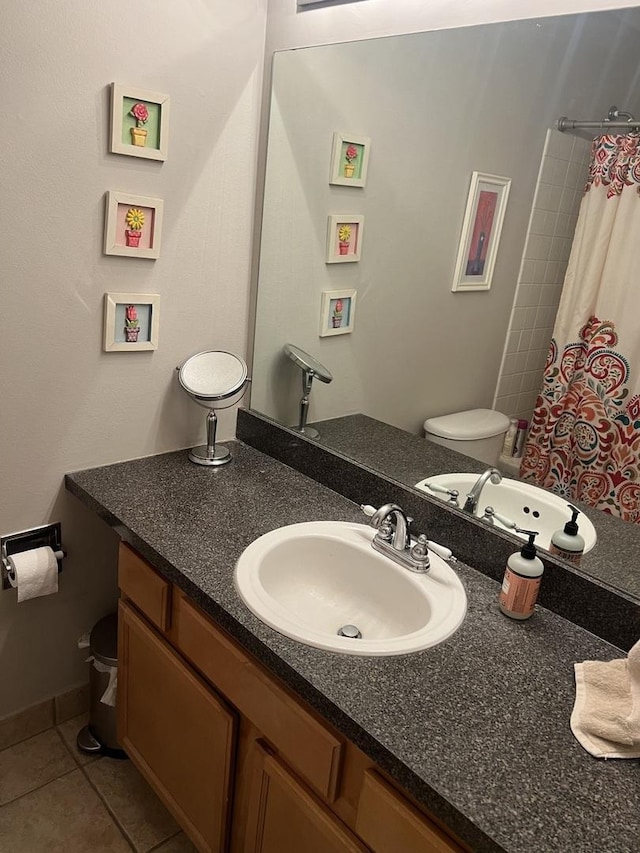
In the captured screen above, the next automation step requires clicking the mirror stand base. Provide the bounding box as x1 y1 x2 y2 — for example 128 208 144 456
188 444 232 466
294 425 320 440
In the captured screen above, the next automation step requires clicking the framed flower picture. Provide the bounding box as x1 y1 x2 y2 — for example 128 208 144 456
329 132 371 187
109 83 170 161
326 215 364 263
319 289 357 337
103 191 164 259
103 292 160 352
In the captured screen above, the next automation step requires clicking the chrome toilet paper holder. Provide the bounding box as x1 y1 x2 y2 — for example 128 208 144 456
1 523 65 590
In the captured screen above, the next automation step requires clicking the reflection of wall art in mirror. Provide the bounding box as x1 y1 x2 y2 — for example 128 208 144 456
329 132 371 187
451 172 511 292
103 191 164 259
326 215 364 263
320 289 357 337
103 292 159 352
109 83 170 161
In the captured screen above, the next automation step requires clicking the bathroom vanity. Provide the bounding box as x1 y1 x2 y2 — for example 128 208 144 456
118 543 463 852
66 442 640 853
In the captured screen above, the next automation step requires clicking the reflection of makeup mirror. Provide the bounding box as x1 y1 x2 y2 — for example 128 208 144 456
178 351 249 466
284 343 333 439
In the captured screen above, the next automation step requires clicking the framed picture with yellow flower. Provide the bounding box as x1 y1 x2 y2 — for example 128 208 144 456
319 289 357 337
103 191 164 259
109 83 170 161
103 292 160 352
329 132 371 187
325 214 364 263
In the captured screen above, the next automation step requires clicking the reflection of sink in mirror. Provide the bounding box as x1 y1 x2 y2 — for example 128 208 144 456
234 521 467 656
416 475 597 555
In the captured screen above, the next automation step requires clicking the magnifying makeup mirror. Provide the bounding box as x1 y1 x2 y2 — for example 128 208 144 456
177 350 250 466
283 343 333 439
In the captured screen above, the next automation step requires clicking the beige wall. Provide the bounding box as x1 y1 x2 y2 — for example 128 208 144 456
0 0 267 718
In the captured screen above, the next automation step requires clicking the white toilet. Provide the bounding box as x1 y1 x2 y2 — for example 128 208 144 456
423 408 510 466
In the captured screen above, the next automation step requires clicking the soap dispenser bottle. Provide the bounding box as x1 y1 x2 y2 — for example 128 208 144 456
549 504 585 564
498 530 543 620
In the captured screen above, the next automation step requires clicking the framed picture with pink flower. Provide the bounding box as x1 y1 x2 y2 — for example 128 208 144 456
103 191 164 259
103 292 160 352
329 132 371 187
109 83 170 161
319 289 357 337
326 215 364 263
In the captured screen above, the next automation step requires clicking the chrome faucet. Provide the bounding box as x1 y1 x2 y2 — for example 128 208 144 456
368 503 411 550
362 504 431 573
463 468 502 514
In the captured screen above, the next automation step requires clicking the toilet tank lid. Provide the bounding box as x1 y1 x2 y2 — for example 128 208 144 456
423 409 510 440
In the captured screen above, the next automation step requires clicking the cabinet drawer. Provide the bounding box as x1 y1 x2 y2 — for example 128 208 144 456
356 770 465 853
175 592 343 802
118 543 171 632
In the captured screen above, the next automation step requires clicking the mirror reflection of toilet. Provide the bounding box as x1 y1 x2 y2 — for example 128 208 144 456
423 409 510 466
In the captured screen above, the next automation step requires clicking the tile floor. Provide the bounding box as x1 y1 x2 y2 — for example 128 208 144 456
0 714 197 852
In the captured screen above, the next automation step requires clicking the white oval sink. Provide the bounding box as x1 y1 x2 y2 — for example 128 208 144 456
235 521 467 656
415 474 597 554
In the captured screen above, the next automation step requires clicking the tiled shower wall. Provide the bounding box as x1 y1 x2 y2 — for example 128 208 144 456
494 128 591 423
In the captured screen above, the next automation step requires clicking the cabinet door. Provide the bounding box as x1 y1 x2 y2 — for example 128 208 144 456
118 601 236 853
356 770 466 853
243 741 368 853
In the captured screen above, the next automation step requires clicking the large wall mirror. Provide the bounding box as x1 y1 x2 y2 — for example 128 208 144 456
249 8 640 600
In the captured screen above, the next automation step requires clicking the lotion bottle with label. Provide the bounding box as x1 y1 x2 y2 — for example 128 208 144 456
498 530 543 620
549 504 585 564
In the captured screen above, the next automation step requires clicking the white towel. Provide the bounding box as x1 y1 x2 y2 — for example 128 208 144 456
571 638 640 758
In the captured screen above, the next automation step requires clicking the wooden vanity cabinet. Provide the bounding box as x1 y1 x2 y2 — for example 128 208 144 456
117 543 467 853
118 601 235 852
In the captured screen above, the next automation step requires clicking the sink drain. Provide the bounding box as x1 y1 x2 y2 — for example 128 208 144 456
337 624 362 639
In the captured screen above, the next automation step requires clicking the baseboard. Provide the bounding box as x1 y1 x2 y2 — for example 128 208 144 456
0 683 89 752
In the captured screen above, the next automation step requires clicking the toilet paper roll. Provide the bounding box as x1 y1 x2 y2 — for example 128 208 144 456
8 546 59 602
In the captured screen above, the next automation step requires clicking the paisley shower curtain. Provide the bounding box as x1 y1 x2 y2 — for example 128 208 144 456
520 133 640 523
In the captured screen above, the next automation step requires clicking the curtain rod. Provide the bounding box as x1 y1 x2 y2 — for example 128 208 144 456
558 104 640 132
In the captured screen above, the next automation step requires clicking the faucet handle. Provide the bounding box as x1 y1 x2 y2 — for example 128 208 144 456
361 504 378 520
481 505 496 524
361 503 403 528
378 520 394 542
410 534 431 572
482 505 518 530
425 482 460 507
486 507 517 529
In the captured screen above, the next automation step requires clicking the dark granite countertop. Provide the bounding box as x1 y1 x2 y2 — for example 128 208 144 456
310 414 640 601
66 443 640 853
